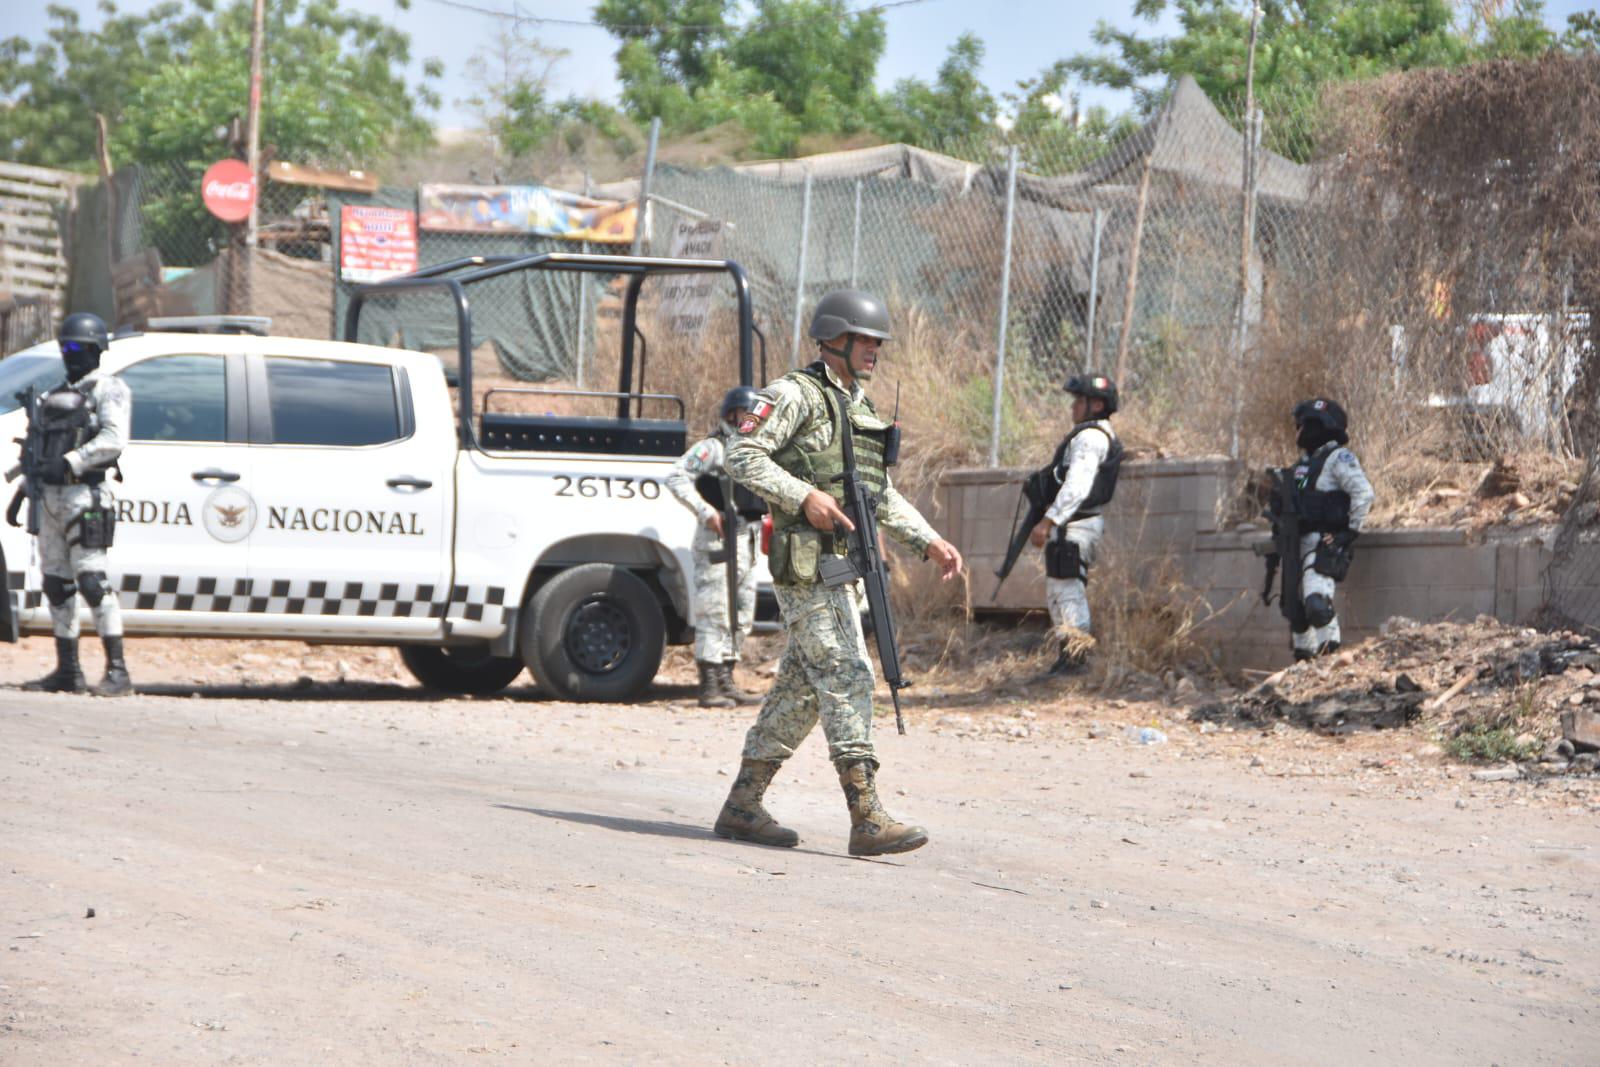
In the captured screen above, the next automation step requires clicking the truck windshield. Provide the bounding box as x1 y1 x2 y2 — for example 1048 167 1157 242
0 352 66 414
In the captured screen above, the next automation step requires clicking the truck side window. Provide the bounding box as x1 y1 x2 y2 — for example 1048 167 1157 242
264 358 402 446
121 354 228 442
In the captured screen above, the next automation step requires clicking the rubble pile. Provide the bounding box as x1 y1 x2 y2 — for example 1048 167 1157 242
1194 617 1600 773
1366 453 1582 530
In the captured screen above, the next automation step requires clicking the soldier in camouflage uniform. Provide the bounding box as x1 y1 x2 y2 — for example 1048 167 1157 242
664 386 764 709
714 289 964 857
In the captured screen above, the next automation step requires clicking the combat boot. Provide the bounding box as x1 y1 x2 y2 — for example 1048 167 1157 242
22 637 88 693
715 663 761 705
713 759 800 847
1046 646 1089 678
93 635 134 697
697 661 735 708
837 760 928 856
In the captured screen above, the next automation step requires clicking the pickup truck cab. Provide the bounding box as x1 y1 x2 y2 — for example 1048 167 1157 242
2 253 772 701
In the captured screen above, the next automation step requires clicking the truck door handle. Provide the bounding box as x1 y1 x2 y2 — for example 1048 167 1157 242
387 476 433 490
192 468 241 483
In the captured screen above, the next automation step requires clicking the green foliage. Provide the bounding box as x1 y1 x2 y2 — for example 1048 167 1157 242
877 34 998 148
1 0 439 171
599 0 887 155
1066 0 1558 127
1446 724 1539 762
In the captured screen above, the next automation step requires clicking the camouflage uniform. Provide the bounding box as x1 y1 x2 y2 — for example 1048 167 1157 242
725 361 939 765
663 428 759 663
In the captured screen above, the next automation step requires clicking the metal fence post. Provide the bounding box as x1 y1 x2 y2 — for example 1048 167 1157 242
575 173 593 388
789 168 814 366
849 178 863 287
988 145 1020 468
631 117 660 257
1085 206 1104 372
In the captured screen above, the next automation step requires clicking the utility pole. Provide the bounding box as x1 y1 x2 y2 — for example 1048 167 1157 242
245 0 266 249
1230 0 1263 460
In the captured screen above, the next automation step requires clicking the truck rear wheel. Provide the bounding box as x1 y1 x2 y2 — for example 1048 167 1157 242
521 563 665 702
399 644 525 695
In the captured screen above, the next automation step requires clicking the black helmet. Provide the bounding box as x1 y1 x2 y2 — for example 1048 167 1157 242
808 289 891 342
720 385 760 422
59 312 110 381
1065 373 1118 417
1293 397 1348 449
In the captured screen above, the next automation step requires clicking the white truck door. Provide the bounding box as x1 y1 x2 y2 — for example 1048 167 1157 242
242 354 451 638
111 352 255 629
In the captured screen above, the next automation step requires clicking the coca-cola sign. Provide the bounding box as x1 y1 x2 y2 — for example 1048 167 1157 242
201 159 256 222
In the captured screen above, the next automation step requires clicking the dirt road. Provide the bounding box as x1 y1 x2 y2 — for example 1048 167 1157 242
3 683 1596 1065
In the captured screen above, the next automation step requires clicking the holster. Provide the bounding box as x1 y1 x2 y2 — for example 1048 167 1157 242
1312 539 1353 582
1045 537 1085 581
68 492 117 549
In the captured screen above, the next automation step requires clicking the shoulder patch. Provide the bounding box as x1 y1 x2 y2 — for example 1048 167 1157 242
738 396 774 434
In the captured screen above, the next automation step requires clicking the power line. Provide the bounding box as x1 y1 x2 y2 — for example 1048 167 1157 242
416 0 932 31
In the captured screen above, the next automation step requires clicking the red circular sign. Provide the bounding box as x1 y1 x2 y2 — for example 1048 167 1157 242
201 159 256 222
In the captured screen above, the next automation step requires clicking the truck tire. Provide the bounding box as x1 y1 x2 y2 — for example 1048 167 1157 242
399 644 525 695
521 563 665 702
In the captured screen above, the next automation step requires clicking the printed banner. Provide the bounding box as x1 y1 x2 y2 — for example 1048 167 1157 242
339 205 418 283
418 183 637 243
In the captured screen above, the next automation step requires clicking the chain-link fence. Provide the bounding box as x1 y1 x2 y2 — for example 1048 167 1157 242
33 66 1596 537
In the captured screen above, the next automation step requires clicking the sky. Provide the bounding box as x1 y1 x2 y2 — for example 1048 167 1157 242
8 0 1599 130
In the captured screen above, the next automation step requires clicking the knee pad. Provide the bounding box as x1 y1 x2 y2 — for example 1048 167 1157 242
1304 592 1336 628
43 574 76 607
77 570 109 607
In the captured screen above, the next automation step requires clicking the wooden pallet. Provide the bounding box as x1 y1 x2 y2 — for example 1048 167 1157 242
0 160 85 329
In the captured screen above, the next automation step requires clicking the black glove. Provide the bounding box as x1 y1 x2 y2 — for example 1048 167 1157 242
1331 529 1358 551
40 455 70 482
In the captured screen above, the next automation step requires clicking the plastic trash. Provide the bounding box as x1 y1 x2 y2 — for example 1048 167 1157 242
1123 726 1168 745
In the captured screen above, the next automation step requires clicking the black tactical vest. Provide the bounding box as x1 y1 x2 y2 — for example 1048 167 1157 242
1049 421 1123 521
33 385 102 486
1290 448 1351 533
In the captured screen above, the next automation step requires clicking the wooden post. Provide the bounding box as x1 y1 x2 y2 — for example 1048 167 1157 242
95 114 117 323
1113 150 1154 390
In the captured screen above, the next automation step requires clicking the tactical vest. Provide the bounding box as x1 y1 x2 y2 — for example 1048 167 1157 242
1289 447 1351 533
768 363 891 532
693 433 767 520
1049 421 1123 521
33 384 103 486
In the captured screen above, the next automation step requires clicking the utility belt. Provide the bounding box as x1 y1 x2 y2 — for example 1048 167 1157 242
43 467 107 488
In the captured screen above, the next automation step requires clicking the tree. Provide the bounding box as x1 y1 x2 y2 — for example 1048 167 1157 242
1065 0 1556 120
876 33 998 149
598 0 885 155
0 0 440 171
0 1 203 168
593 0 732 95
461 28 569 166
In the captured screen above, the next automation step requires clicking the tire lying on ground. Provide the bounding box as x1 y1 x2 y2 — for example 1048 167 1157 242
399 644 526 695
520 563 666 702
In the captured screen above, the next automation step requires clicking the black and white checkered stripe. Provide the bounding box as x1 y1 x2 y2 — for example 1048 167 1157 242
7 570 42 612
8 570 507 625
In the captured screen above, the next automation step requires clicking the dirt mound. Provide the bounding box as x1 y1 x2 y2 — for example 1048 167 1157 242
1193 617 1600 774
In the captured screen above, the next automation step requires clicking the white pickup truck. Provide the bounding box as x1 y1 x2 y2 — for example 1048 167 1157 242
1 253 773 700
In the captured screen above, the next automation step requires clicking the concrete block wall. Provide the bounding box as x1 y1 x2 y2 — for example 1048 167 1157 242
939 459 1565 672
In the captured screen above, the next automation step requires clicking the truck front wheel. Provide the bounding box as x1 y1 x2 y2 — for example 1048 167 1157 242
399 644 525 695
521 563 665 702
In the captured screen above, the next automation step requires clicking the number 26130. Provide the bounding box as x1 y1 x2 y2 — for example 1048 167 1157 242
553 475 661 500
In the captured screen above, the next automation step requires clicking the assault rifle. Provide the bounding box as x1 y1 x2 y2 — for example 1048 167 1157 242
5 385 44 536
1256 467 1307 631
992 462 1060 602
816 390 909 734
